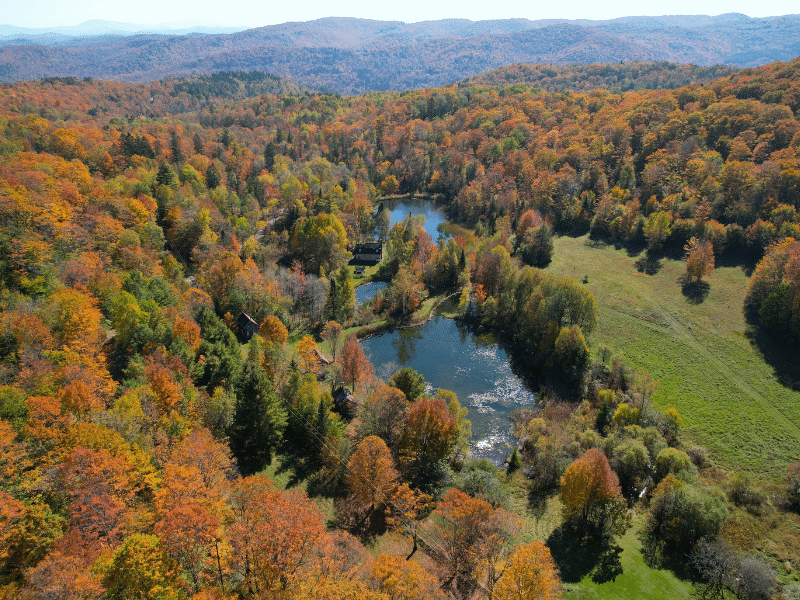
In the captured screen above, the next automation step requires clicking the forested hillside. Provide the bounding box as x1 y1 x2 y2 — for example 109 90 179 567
1 58 799 598
1 14 800 92
461 62 738 93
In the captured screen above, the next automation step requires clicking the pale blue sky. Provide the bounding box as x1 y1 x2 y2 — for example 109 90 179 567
3 0 798 29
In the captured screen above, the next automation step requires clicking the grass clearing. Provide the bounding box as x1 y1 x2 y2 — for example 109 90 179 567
502 474 693 599
547 235 800 479
563 515 694 600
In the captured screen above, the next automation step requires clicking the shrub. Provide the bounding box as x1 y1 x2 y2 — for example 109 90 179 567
655 448 694 482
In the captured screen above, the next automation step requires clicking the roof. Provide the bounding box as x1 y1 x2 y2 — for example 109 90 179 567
354 243 382 252
237 313 257 327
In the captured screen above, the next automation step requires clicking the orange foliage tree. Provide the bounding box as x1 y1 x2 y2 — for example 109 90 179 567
370 554 444 600
684 237 715 283
560 449 627 534
401 397 459 463
339 336 374 391
345 436 398 512
494 541 562 600
386 483 433 559
431 488 516 600
227 475 326 595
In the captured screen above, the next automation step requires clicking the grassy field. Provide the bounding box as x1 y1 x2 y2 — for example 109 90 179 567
547 235 800 479
501 474 694 600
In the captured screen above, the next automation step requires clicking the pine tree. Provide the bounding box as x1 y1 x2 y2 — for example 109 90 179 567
170 131 183 164
205 163 220 189
336 266 356 322
230 338 287 475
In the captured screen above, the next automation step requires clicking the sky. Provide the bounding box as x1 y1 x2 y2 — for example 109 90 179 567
3 0 798 29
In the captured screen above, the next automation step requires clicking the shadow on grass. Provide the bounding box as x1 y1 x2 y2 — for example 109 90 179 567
635 251 663 275
333 497 388 544
584 236 610 249
679 274 711 304
274 451 345 498
547 522 624 584
526 487 551 519
744 315 800 391
639 532 698 582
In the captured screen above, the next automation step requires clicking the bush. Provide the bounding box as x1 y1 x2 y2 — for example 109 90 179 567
453 465 507 507
643 477 728 560
688 445 710 468
655 448 694 482
726 473 765 514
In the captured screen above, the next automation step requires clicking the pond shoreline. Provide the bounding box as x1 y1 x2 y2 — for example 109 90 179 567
355 290 460 339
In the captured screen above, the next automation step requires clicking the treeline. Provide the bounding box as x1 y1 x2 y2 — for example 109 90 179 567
461 62 739 93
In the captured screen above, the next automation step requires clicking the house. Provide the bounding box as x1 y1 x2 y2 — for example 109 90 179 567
352 242 383 264
332 386 358 419
237 313 259 341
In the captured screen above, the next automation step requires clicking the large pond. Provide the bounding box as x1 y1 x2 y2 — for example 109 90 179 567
383 197 448 240
360 304 538 464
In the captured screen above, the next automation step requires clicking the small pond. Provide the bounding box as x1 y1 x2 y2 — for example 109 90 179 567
383 197 448 240
354 281 387 305
360 303 538 464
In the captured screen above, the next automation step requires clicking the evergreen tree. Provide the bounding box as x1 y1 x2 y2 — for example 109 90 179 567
230 337 287 475
155 162 178 189
205 163 221 189
170 130 183 164
264 141 278 171
194 306 243 392
336 266 356 322
324 277 338 322
192 132 204 154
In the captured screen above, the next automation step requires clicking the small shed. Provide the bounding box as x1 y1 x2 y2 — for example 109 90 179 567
353 242 383 264
237 313 259 341
332 386 358 419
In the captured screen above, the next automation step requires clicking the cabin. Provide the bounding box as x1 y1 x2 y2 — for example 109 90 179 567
352 242 383 264
237 313 259 341
332 386 358 419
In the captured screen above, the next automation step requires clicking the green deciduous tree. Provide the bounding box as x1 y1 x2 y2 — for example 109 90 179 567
291 213 349 275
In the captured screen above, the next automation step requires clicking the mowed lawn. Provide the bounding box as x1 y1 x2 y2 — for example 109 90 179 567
548 234 800 479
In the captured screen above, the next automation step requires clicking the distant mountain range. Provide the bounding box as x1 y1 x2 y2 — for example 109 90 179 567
1 14 799 93
0 20 246 45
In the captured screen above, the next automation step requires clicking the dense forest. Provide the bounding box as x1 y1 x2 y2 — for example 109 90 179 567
0 59 799 598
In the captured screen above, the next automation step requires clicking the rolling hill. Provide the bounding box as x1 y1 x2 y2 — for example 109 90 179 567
1 14 799 93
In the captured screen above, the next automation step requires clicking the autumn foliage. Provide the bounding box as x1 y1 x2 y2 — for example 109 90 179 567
560 449 623 525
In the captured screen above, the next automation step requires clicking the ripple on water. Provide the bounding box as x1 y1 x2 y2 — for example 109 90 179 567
360 313 538 465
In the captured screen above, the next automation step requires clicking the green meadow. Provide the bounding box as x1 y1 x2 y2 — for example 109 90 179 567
548 234 800 479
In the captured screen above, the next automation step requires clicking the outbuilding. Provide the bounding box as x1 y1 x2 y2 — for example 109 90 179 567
237 313 259 341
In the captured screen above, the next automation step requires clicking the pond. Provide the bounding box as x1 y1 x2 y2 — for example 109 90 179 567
360 304 538 465
382 197 448 240
354 281 387 305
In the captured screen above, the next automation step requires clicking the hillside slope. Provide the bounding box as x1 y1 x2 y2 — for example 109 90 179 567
1 14 799 93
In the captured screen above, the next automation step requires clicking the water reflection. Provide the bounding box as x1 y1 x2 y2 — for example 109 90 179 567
392 327 423 364
382 197 448 239
354 281 387 304
361 309 538 464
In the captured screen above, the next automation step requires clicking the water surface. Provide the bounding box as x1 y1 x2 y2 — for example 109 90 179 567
360 307 537 464
355 281 387 304
383 197 448 240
